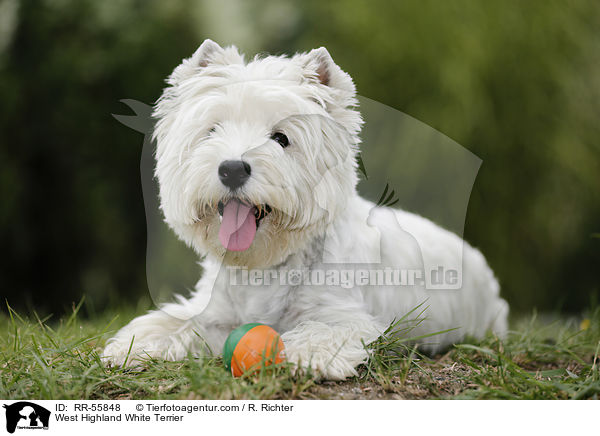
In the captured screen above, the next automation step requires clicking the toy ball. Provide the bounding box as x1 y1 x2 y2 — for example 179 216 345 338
223 323 286 377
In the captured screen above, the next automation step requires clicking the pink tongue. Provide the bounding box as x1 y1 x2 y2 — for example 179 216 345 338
218 199 257 251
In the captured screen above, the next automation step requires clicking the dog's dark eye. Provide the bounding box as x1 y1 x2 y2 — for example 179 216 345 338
271 132 290 148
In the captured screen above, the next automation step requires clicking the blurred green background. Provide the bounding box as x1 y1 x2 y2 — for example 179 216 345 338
1 0 598 316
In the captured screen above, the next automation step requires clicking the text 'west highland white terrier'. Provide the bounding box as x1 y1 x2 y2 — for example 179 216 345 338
103 40 508 380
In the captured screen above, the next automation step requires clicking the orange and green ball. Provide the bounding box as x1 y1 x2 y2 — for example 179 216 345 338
223 323 286 377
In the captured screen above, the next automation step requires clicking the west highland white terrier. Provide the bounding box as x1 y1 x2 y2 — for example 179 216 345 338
103 40 508 380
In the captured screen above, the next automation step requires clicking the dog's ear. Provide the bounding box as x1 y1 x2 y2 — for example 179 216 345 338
295 47 356 96
190 39 224 68
167 39 244 85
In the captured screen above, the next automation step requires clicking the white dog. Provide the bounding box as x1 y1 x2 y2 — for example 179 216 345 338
103 40 508 380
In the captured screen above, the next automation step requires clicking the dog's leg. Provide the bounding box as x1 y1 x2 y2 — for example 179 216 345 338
101 285 234 367
101 310 219 367
281 316 383 380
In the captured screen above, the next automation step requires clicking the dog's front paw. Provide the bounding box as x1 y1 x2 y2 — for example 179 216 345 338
101 337 152 368
101 330 179 368
281 321 373 380
284 343 364 381
100 309 202 368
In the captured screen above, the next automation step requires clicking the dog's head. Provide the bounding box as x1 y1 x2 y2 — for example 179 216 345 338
153 40 362 268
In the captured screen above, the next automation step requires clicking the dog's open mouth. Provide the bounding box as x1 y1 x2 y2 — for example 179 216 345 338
217 199 271 251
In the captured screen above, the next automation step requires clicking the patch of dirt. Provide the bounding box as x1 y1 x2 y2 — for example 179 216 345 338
302 355 478 399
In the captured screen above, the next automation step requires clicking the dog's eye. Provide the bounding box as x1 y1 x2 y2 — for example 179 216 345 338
271 132 290 148
208 126 217 135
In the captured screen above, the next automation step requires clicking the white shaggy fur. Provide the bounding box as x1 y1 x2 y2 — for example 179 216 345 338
103 40 508 380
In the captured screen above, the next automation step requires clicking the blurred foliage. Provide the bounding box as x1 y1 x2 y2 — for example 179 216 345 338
0 0 598 315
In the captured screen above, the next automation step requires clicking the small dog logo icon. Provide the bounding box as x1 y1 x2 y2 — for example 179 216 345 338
3 402 50 434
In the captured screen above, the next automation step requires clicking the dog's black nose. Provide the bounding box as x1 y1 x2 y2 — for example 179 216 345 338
218 160 251 189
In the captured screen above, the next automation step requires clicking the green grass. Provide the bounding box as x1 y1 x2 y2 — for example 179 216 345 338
1 300 599 400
